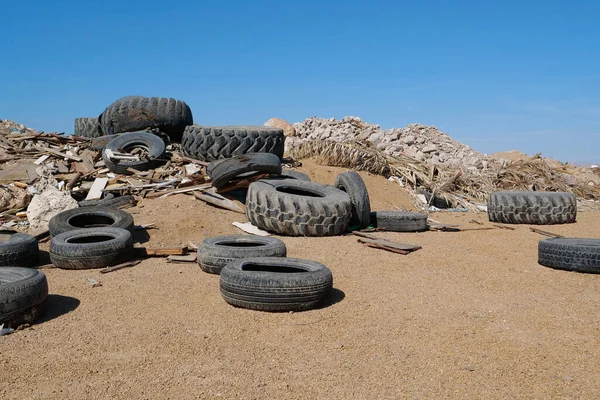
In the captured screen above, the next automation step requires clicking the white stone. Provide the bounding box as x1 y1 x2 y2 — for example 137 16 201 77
26 188 78 232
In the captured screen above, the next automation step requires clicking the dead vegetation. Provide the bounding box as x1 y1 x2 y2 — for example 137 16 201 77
288 140 600 210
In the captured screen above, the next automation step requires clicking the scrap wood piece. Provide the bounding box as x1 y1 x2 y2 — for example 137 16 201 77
469 219 483 225
493 224 516 230
232 221 270 236
357 237 422 252
529 227 564 238
166 254 197 263
34 144 83 162
148 183 212 199
193 190 245 213
133 246 187 257
85 177 108 200
99 259 142 274
428 223 462 232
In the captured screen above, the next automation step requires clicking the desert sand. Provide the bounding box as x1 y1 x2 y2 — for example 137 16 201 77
1 160 599 399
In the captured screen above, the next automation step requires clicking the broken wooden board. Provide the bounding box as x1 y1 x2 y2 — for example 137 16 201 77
493 224 516 231
529 227 564 238
193 189 245 213
166 254 197 263
149 183 212 199
34 144 83 162
133 247 187 257
232 222 270 236
99 260 142 274
356 236 422 252
85 177 108 200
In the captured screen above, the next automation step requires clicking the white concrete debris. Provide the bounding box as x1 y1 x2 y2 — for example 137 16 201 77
26 187 78 232
289 116 492 170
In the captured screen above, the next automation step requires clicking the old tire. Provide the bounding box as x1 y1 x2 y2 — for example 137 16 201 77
208 153 282 189
487 191 577 225
0 267 48 328
74 117 102 138
370 211 428 232
102 131 167 174
50 227 133 270
78 195 137 208
197 235 287 275
0 232 39 267
181 125 285 162
246 180 351 236
99 95 193 137
539 238 600 273
264 170 311 182
334 171 371 229
49 207 134 237
220 257 333 312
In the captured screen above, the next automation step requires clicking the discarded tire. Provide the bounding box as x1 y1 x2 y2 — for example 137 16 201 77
0 267 48 327
78 195 137 209
487 191 577 225
265 170 311 182
246 180 351 236
49 206 134 237
181 125 285 162
539 238 600 273
197 235 287 275
208 153 282 189
99 95 193 137
50 227 133 270
102 131 166 175
334 171 371 229
74 117 102 138
370 211 428 232
0 232 39 267
220 257 333 312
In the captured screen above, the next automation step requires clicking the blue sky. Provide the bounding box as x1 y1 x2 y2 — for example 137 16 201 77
1 0 598 163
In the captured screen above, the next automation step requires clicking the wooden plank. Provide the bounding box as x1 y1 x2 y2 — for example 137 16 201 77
493 224 516 231
133 247 187 257
166 254 197 263
34 144 83 162
193 190 245 213
356 237 422 251
144 183 212 199
365 243 410 255
99 260 142 274
85 177 108 200
529 227 564 238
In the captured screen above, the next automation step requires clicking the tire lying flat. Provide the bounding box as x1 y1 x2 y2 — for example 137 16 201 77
50 227 134 270
539 238 600 273
181 125 285 162
0 267 48 328
246 179 351 236
102 131 167 175
49 207 134 237
370 211 428 232
0 232 39 267
220 257 333 312
208 153 282 189
487 191 576 225
334 171 371 229
197 235 287 275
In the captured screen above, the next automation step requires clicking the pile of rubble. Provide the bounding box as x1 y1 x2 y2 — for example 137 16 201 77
287 116 487 169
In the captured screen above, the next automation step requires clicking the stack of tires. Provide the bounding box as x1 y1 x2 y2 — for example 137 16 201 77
0 232 47 329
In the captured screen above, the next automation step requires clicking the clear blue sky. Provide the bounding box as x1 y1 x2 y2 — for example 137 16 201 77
1 1 599 163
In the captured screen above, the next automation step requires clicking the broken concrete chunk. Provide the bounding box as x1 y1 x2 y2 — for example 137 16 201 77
26 187 78 232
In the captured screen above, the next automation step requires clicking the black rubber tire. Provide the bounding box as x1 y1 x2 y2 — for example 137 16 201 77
50 227 134 270
48 207 134 237
197 235 287 275
263 170 311 182
0 267 48 328
246 180 351 236
539 238 600 273
370 211 428 232
0 232 39 267
99 95 193 137
220 257 333 312
487 191 577 225
208 153 283 189
181 125 285 162
78 195 137 208
334 171 371 229
102 131 167 175
74 117 102 138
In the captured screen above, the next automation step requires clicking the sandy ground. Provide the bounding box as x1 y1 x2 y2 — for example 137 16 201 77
2 160 600 399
